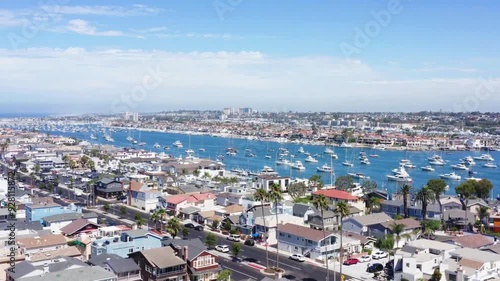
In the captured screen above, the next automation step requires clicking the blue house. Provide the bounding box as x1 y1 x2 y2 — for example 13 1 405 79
90 229 164 258
25 202 82 222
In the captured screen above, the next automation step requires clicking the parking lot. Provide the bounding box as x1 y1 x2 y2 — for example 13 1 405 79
331 255 391 280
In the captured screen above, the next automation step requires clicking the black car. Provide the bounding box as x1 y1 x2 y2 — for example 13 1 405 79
117 195 127 201
367 263 384 273
244 239 255 246
194 225 204 231
184 223 195 228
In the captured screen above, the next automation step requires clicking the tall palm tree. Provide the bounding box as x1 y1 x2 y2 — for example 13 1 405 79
312 194 330 280
367 196 382 214
136 216 146 229
415 186 436 221
427 179 447 226
389 222 410 277
156 208 168 233
335 201 351 278
399 184 412 218
254 188 270 270
268 183 284 272
151 210 160 231
166 217 182 239
478 206 490 232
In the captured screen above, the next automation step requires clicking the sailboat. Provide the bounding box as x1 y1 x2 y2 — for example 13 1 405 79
342 147 353 167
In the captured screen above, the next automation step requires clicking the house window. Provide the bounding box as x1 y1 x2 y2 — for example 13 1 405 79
287 234 291 238
129 248 133 253
145 265 152 273
195 255 215 268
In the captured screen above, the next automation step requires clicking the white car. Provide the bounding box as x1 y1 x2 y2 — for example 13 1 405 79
359 255 372 262
372 251 388 260
289 254 305 262
215 245 229 253
53 194 61 199
227 234 241 242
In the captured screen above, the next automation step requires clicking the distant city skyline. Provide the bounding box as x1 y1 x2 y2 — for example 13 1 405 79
1 1 500 114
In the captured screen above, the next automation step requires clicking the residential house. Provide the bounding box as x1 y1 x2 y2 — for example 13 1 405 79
158 193 216 216
292 203 318 222
95 178 124 199
236 205 273 235
60 218 100 237
42 212 98 234
444 209 476 230
129 247 187 281
255 175 290 192
168 239 221 281
25 202 82 222
91 229 164 258
17 233 69 261
254 214 305 245
88 253 141 281
369 218 421 248
127 181 162 212
342 213 393 236
214 205 244 218
445 234 495 249
443 248 500 281
215 192 244 207
312 189 365 214
277 223 337 261
307 210 337 231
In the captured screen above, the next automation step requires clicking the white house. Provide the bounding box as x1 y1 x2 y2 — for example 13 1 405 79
443 248 500 281
256 175 290 192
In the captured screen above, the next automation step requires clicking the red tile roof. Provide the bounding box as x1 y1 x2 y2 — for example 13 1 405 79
313 189 358 201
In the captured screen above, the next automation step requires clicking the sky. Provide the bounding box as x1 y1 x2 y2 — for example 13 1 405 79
1 0 500 114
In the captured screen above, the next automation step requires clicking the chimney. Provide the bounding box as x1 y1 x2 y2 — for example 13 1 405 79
456 265 465 281
183 246 188 261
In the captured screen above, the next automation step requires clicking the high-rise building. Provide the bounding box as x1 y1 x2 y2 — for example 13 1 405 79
132 112 139 122
124 112 131 120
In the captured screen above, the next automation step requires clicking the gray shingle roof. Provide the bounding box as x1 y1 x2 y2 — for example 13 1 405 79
4 261 36 279
168 238 207 261
19 266 116 281
106 258 140 274
351 213 392 226
292 203 317 217
42 212 97 223
88 253 123 266
123 229 149 238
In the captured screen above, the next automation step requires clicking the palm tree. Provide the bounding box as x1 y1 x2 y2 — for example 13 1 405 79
166 217 182 239
156 208 168 233
335 201 351 278
389 222 411 250
478 206 490 232
427 179 447 226
366 196 382 214
268 183 284 272
136 216 146 228
254 188 270 270
415 186 435 221
151 210 160 231
312 194 330 280
399 184 412 218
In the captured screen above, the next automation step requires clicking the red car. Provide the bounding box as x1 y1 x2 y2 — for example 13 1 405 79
343 258 359 265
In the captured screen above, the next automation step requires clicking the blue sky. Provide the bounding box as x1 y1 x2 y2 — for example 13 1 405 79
1 0 499 114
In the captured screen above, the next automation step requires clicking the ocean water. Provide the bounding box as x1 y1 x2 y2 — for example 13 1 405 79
42 126 500 197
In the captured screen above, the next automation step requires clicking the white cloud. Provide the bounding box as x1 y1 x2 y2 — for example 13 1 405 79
67 19 123 36
414 67 478 73
0 47 498 113
131 26 168 33
40 5 163 17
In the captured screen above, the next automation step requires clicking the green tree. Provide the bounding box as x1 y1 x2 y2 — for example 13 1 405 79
375 235 395 263
103 202 110 213
430 268 442 281
135 216 146 228
288 182 307 200
313 194 331 280
361 180 378 193
217 269 231 281
390 222 410 250
475 179 494 199
427 179 447 225
455 180 477 202
268 183 283 271
335 175 353 191
33 164 41 175
415 186 435 221
308 174 324 189
155 209 168 233
254 188 270 270
366 196 382 214
151 210 160 231
166 217 182 239
335 201 351 277
231 242 241 257
182 227 190 238
119 206 127 217
205 232 217 249
421 220 441 236
211 219 219 230
399 184 412 218
478 206 490 228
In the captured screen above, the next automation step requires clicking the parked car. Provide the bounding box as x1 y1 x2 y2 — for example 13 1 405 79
227 234 241 242
359 255 372 262
117 195 127 201
215 245 229 253
367 263 384 273
421 233 436 240
372 251 388 260
244 239 255 246
194 225 204 231
289 254 305 262
343 258 359 265
53 194 61 199
184 223 195 228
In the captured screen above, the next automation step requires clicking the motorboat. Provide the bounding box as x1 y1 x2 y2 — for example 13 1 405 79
259 166 278 176
428 154 444 162
164 146 170 150
138 142 146 146
304 155 318 163
369 154 379 158
440 172 461 181
173 141 183 148
324 147 335 154
340 142 353 148
387 173 413 183
403 163 416 169
186 149 195 154
104 135 114 142
153 143 161 149
226 147 237 155
298 147 305 154
342 161 354 167
474 154 494 161
126 136 133 142
90 134 97 140
429 159 445 166
199 148 206 152
317 164 333 173
291 161 306 170
465 176 482 181
360 158 371 165
400 159 411 164
421 166 435 172
451 163 469 170
484 162 497 168
348 172 370 180
275 158 290 166
331 154 339 159
265 154 272 159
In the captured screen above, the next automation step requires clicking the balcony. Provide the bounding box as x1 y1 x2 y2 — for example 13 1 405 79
156 269 186 278
117 272 141 281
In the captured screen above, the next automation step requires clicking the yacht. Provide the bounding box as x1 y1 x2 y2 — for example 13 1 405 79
323 147 335 154
400 159 411 164
153 143 160 149
465 176 482 181
339 142 353 148
317 164 333 173
259 166 278 176
440 172 461 181
275 158 290 166
403 163 416 169
387 173 413 183
90 134 97 140
291 161 306 170
173 141 183 148
421 166 435 172
451 163 469 170
428 154 444 162
474 154 495 161
104 135 114 142
304 155 318 163
342 161 354 167
429 159 445 166
226 148 237 156
331 154 339 159
265 154 272 159
348 172 370 180
199 148 206 152
163 146 170 150
360 158 371 165
298 147 305 154
138 142 146 146
185 149 195 154
369 154 380 158
484 162 497 168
